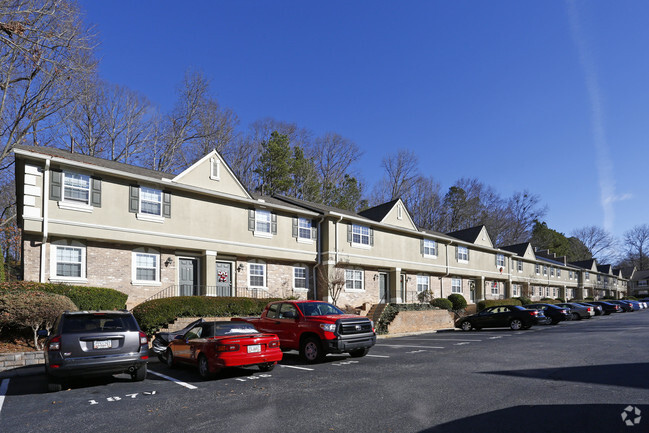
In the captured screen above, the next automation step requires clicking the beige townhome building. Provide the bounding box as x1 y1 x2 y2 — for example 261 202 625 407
13 145 627 309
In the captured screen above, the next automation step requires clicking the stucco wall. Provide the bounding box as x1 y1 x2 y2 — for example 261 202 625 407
387 310 455 334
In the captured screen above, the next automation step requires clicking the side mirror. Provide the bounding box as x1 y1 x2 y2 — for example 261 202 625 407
37 329 49 337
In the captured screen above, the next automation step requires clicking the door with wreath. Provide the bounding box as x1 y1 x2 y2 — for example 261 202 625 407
215 262 233 296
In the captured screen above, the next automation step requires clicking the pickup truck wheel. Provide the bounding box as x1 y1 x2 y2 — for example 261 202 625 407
300 337 324 364
258 362 276 372
349 348 369 358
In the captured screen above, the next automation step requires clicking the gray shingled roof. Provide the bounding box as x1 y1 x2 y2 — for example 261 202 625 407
272 194 366 219
447 226 485 243
14 145 175 180
501 243 530 257
358 199 399 222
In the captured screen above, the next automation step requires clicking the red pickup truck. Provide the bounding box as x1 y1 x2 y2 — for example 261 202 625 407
232 300 376 363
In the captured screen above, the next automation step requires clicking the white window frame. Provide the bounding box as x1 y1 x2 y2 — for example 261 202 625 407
512 284 520 297
132 249 161 286
557 269 561 278
50 242 87 283
210 157 221 181
416 275 429 293
137 186 163 222
585 271 590 281
535 264 540 275
423 239 437 257
550 267 555 277
297 217 312 242
249 261 267 289
517 260 523 273
457 246 469 263
254 209 272 237
451 278 462 294
293 265 308 291
496 254 505 268
639 280 648 287
491 281 499 295
345 269 364 291
352 225 371 248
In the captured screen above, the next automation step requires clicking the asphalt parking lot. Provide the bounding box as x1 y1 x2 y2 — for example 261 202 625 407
1 310 648 433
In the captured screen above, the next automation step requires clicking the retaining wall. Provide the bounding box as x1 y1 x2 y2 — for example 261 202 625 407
0 351 44 372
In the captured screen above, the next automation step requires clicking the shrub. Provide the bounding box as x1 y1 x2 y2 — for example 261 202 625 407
585 296 594 301
431 298 453 310
417 290 434 304
132 296 282 334
0 290 77 349
514 296 531 306
555 298 565 303
476 298 522 311
626 296 637 300
447 294 467 311
0 281 127 310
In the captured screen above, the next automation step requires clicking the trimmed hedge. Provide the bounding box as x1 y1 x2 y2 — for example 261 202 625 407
431 298 453 311
376 303 442 335
132 296 282 334
0 281 127 311
447 294 467 311
476 298 522 311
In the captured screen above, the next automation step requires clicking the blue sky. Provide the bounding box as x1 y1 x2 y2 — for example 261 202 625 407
78 0 649 241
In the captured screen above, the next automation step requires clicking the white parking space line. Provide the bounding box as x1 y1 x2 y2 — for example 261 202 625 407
147 370 198 389
379 344 444 349
280 365 314 371
366 354 390 358
0 379 9 415
401 338 482 342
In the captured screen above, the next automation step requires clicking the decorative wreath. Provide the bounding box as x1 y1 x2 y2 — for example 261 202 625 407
218 270 228 282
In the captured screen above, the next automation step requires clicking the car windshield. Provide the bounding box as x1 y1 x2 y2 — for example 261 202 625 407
297 302 344 316
62 314 138 333
210 323 259 337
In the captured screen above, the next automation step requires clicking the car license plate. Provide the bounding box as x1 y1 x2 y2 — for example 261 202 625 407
247 344 261 353
93 340 112 349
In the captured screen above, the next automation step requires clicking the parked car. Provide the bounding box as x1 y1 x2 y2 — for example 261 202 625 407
152 317 205 363
232 300 376 363
166 321 282 378
556 303 594 320
456 305 543 331
39 310 149 392
620 299 642 310
524 304 571 325
576 302 604 316
589 301 622 314
607 300 635 312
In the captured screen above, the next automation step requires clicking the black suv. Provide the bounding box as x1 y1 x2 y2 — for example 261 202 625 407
40 310 149 392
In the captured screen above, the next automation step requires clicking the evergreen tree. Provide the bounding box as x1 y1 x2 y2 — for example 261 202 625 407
255 131 294 195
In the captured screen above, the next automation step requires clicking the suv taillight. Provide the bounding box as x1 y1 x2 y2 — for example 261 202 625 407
139 331 148 345
48 335 61 351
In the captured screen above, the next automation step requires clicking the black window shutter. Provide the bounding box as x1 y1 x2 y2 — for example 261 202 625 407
248 209 255 231
271 213 277 235
347 224 352 243
292 217 298 238
90 178 102 207
311 221 317 240
129 186 139 213
162 192 171 218
455 246 459 261
50 171 62 201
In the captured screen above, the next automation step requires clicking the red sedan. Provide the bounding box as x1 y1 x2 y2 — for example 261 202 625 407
166 321 282 379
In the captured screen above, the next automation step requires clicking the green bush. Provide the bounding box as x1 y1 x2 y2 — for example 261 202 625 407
376 303 440 335
476 298 522 311
540 298 560 304
132 296 282 334
626 296 637 300
431 298 453 310
514 296 531 305
555 298 565 303
0 290 78 349
447 294 467 311
585 296 594 301
0 281 127 310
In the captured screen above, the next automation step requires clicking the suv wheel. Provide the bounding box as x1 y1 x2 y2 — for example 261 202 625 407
131 364 147 382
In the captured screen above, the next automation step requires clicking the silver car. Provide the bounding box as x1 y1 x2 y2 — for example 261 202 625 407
40 310 149 392
557 303 594 320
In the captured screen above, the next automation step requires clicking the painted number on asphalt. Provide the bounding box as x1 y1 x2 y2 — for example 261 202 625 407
332 360 359 366
89 391 157 405
234 374 272 382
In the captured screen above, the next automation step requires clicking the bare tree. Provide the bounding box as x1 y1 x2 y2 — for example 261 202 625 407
317 265 346 307
571 225 617 263
623 224 649 271
372 149 419 202
0 0 97 163
497 191 548 246
403 175 443 230
309 132 362 206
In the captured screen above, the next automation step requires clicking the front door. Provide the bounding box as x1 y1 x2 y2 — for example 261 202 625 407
215 261 232 296
379 273 389 304
179 258 198 296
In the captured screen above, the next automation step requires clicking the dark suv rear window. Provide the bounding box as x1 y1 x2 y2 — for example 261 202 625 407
62 314 139 333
